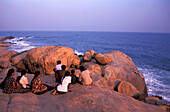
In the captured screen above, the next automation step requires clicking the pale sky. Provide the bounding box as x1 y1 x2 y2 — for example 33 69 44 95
0 0 170 33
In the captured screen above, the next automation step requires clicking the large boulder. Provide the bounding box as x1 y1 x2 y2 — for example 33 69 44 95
118 81 140 99
83 51 92 62
24 46 75 75
82 62 102 82
0 51 17 58
11 51 28 70
100 50 147 100
83 50 96 62
0 50 17 69
0 57 11 68
72 55 80 68
95 53 113 65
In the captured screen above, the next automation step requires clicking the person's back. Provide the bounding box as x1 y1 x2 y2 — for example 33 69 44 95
79 70 92 85
71 70 77 84
56 65 66 83
57 70 66 82
71 74 77 84
19 75 28 88
55 64 62 71
55 60 62 71
52 71 72 95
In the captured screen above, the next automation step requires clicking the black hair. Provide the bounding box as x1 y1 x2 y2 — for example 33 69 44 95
71 69 75 74
0 68 15 89
7 68 15 78
63 71 70 80
61 65 66 70
31 71 40 84
16 70 27 82
57 60 61 64
21 70 26 76
80 66 86 72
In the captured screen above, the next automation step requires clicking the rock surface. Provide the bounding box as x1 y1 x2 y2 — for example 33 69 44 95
0 57 11 68
83 51 92 62
95 53 113 64
11 51 28 70
0 36 14 41
0 71 164 112
72 55 80 68
118 81 140 99
98 50 147 100
24 46 75 75
0 37 17 69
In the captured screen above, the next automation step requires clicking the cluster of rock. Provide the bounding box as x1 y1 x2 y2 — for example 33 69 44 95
8 45 146 99
0 36 169 112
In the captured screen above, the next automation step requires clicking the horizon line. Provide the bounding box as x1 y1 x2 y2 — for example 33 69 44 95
0 30 170 34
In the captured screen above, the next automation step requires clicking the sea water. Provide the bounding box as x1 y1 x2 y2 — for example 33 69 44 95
0 31 170 101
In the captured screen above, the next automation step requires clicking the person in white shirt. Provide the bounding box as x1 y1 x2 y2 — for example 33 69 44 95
52 71 72 95
19 70 29 88
55 60 62 71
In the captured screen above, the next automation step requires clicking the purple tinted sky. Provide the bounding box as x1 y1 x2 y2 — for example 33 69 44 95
0 0 170 33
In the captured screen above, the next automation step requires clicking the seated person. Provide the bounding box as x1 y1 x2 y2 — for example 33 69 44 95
1 68 30 94
55 65 66 83
31 71 54 95
70 69 77 84
16 70 30 89
52 71 72 95
55 60 62 71
79 66 93 85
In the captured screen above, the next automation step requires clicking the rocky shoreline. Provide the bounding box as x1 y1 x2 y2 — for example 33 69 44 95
0 36 169 112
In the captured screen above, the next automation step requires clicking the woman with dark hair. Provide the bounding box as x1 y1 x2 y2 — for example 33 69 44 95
31 71 54 95
52 71 72 95
1 68 30 94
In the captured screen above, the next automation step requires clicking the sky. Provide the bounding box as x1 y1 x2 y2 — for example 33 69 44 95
0 0 170 33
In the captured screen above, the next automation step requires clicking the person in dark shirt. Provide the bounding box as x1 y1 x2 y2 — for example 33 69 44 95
56 65 66 83
71 69 77 84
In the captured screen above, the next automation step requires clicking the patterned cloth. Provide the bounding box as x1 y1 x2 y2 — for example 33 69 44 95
3 77 29 94
31 78 47 94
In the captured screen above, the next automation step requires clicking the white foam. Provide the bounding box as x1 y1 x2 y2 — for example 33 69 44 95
74 50 84 56
5 36 35 53
138 67 170 102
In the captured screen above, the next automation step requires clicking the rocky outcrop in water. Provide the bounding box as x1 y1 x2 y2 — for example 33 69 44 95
0 37 17 69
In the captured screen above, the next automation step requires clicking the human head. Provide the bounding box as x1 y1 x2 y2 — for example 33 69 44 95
31 71 40 84
71 69 75 74
34 71 40 78
57 60 61 64
21 70 26 76
65 71 70 77
61 65 66 70
7 68 15 78
80 66 86 72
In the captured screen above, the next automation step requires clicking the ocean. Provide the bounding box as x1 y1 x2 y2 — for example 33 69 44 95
0 31 170 101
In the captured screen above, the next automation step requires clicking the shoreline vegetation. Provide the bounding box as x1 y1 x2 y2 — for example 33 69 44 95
0 36 169 112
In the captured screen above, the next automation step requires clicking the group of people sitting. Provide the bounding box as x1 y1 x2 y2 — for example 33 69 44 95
0 60 93 95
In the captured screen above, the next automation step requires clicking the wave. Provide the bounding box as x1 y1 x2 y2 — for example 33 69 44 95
138 67 170 101
5 36 35 53
74 50 84 56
